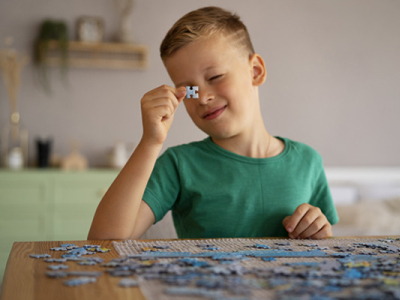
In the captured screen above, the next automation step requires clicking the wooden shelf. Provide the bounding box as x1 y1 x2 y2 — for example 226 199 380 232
44 41 148 70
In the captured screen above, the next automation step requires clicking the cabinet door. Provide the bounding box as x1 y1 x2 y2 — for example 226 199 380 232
52 172 117 240
0 173 51 283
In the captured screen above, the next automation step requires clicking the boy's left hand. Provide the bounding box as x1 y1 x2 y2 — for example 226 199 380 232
282 203 332 239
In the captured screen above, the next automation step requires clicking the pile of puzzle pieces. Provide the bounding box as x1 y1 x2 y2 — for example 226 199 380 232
30 238 400 299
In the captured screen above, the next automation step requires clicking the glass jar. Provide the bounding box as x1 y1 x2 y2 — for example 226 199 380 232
1 112 28 169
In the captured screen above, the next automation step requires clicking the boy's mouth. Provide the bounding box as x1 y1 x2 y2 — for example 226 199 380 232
203 105 227 120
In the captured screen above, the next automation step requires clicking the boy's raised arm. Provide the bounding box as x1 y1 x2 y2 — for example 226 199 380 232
87 85 186 240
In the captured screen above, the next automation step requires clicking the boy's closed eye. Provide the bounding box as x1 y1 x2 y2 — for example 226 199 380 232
208 74 223 81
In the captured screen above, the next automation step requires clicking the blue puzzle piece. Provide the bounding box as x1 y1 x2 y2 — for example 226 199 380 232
47 264 69 270
63 276 97 286
30 254 51 259
186 86 199 99
202 246 220 251
165 286 223 298
250 244 271 249
261 257 276 262
60 244 75 248
51 247 67 251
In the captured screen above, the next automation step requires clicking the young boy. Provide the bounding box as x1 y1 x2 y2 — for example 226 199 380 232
88 6 339 241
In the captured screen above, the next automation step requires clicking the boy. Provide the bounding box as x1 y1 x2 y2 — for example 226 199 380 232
88 6 339 240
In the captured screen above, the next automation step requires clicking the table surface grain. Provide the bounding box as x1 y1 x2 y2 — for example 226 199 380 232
1 236 398 300
0 239 145 300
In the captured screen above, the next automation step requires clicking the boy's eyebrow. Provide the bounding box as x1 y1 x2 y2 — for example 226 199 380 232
175 66 219 88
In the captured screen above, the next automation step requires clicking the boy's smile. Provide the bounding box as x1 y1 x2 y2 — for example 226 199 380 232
164 32 266 141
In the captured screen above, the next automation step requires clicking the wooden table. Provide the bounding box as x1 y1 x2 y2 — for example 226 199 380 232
1 237 399 300
0 240 147 300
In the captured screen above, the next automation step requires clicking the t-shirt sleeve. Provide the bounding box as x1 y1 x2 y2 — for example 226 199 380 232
309 164 340 226
142 148 180 224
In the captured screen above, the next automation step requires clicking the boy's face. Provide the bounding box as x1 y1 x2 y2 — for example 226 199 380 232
164 32 265 140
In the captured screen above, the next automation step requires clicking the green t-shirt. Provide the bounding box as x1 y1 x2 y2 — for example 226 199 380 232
142 136 339 238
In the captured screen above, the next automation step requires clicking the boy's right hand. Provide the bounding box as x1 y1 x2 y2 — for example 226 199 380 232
140 85 186 146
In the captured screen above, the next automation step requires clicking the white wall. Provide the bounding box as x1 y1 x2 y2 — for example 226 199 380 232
0 0 399 167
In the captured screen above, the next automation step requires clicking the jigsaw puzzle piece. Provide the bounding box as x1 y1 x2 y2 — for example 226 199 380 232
186 86 199 99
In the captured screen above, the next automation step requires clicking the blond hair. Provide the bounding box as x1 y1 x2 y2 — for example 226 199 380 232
160 6 255 60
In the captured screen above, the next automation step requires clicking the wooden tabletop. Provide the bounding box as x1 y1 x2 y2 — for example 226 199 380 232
1 236 399 300
0 239 146 300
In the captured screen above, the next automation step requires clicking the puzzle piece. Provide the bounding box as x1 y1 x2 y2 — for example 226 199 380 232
275 242 291 246
249 244 271 249
63 276 97 286
165 286 223 298
47 264 69 270
261 257 276 262
153 245 170 249
196 244 215 248
118 278 139 287
44 258 67 263
202 246 220 251
50 247 67 251
78 260 98 266
97 247 111 253
30 254 51 259
186 86 199 99
83 244 101 248
67 271 102 277
60 244 75 248
142 247 157 252
46 271 68 278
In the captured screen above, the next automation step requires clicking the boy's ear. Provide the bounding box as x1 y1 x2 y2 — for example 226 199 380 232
249 53 267 86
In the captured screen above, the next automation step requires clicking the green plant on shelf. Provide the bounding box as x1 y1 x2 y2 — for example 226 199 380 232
33 19 69 93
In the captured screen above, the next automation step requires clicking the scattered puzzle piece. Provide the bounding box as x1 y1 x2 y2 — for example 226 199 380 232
119 278 139 287
47 264 69 270
153 245 170 249
63 276 97 286
30 254 51 259
97 247 111 253
44 258 67 263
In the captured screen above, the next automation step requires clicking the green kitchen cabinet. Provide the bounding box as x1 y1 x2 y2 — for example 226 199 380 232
0 169 118 283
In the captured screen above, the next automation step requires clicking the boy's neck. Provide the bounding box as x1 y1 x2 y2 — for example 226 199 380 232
211 120 281 159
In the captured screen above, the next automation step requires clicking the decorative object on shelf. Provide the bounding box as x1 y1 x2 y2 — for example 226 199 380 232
61 141 88 171
36 137 52 168
7 147 24 170
0 37 29 169
108 142 131 169
115 0 135 43
76 16 104 43
33 19 69 93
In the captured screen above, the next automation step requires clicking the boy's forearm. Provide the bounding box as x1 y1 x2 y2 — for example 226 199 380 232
87 139 162 240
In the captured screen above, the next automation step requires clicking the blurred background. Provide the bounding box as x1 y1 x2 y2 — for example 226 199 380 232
0 0 399 284
0 0 399 166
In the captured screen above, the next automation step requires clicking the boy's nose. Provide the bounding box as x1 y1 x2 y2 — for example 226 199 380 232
196 88 214 105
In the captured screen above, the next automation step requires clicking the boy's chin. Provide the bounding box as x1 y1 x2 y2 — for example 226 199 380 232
202 130 237 140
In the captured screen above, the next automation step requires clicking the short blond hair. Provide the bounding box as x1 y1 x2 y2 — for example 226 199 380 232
160 6 255 61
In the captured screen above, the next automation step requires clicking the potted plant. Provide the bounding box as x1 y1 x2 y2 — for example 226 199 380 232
33 19 69 93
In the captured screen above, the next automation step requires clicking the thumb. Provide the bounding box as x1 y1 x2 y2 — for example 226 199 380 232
175 87 187 101
282 216 291 229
